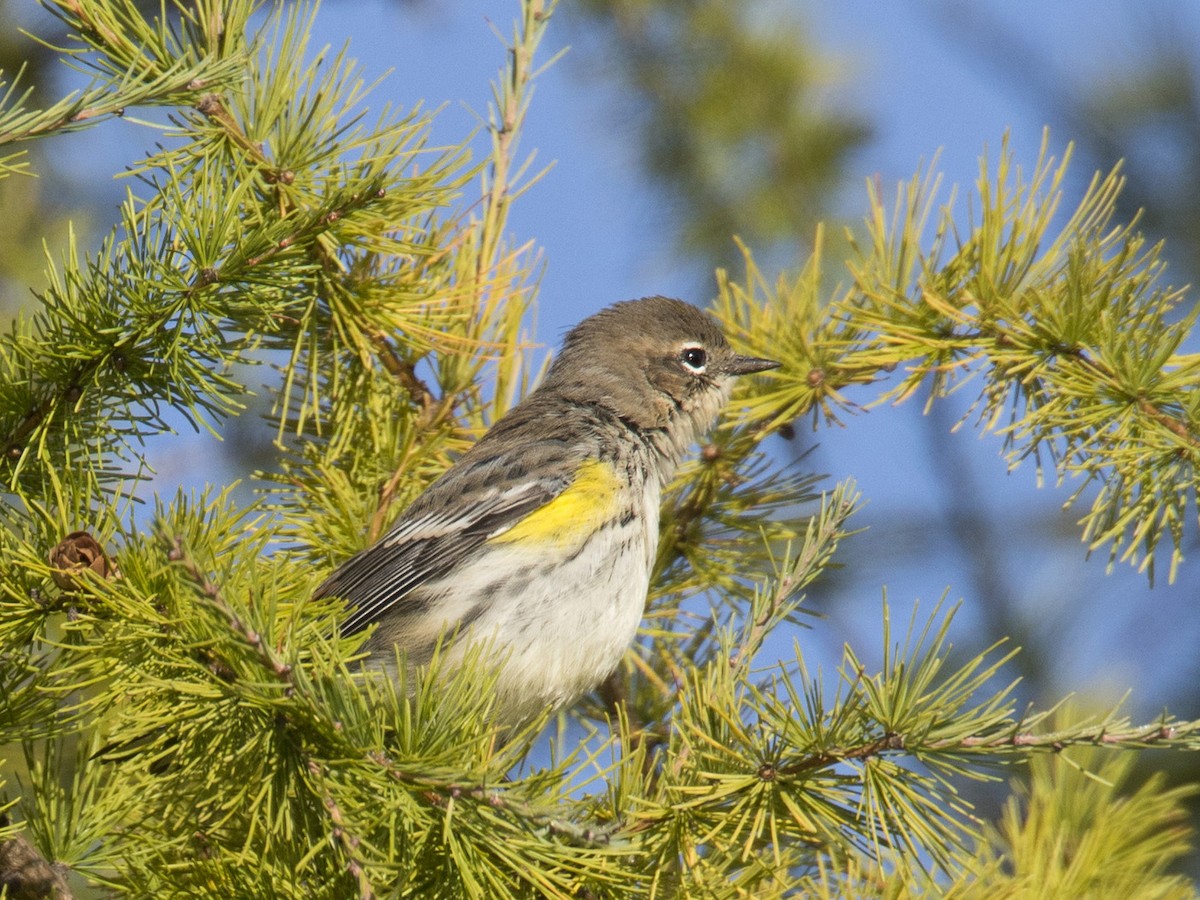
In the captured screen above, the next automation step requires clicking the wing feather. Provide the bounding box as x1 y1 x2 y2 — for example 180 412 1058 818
315 473 569 636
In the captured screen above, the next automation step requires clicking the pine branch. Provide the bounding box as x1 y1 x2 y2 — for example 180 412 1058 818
307 760 376 900
290 1 554 551
943 718 1186 752
0 58 239 172
614 602 1200 886
729 483 860 672
168 536 294 685
721 137 1200 581
764 716 1190 780
0 0 249 178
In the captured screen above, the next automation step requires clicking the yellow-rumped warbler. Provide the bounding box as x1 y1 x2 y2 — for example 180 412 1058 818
315 296 779 723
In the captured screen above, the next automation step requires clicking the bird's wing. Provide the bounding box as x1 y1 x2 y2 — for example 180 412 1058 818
314 471 570 637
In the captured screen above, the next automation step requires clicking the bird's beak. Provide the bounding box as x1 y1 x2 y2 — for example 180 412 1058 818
725 354 781 376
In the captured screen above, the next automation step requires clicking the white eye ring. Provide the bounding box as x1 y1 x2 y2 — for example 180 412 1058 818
680 344 708 373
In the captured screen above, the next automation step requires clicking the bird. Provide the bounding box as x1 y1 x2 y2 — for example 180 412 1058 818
315 296 779 723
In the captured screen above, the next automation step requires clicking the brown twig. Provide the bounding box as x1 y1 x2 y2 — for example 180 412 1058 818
169 537 293 684
308 760 377 900
935 721 1181 752
2 353 113 463
773 719 1187 778
366 390 469 543
1 174 389 466
368 333 437 424
0 96 126 147
1136 397 1198 447
1059 344 1200 450
194 93 271 167
934 313 1200 452
780 733 908 778
367 749 619 849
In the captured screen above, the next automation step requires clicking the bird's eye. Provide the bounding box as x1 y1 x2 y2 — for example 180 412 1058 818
680 345 707 373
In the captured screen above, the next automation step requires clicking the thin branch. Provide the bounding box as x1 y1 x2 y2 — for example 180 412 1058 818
0 179 387 468
169 537 294 684
941 720 1184 752
194 93 271 166
780 732 908 778
473 0 546 289
308 760 377 900
953 314 1200 451
771 718 1193 781
367 333 437 424
1062 345 1200 449
365 749 620 849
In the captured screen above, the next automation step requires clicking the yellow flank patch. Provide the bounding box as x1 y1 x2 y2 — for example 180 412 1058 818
491 459 623 549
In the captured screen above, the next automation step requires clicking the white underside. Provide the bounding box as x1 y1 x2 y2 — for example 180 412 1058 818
368 478 661 724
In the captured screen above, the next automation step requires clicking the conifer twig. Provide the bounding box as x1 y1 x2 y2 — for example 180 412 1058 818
940 720 1182 751
308 760 377 900
931 302 1200 451
1063 346 1200 450
474 0 550 288
364 749 619 849
770 719 1189 779
168 537 294 684
367 333 437 425
194 93 272 167
364 2 555 540
0 69 212 148
2 348 126 462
